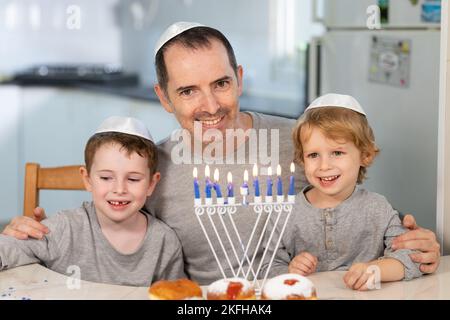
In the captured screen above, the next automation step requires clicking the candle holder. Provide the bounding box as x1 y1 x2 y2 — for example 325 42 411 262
193 191 295 294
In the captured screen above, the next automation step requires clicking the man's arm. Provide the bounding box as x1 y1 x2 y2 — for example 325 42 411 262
393 214 440 274
1 207 49 240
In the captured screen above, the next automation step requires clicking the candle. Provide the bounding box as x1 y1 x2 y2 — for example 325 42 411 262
253 164 260 197
288 162 295 196
240 170 249 203
213 168 223 198
193 167 200 199
227 172 234 198
243 170 249 190
267 166 273 197
205 165 212 198
276 164 283 196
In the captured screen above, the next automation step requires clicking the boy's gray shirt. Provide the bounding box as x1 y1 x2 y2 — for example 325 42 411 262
146 112 307 284
263 186 423 281
0 202 185 286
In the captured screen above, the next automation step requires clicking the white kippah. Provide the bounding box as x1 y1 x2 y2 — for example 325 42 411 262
95 116 153 142
305 93 366 116
154 21 204 58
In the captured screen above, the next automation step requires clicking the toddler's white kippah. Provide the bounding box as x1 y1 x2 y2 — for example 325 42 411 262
306 93 366 116
95 116 153 142
154 21 204 58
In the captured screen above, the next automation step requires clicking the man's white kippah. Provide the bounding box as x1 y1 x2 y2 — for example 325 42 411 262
95 116 153 142
154 21 204 58
305 93 366 116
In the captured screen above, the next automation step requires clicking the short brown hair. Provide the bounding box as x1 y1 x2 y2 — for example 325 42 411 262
292 107 380 184
84 132 158 175
155 26 238 95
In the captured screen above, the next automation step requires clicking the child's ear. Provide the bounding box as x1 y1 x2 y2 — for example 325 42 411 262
361 152 375 167
79 166 93 192
146 172 161 196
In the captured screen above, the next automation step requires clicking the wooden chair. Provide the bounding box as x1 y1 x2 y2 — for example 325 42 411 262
23 163 85 217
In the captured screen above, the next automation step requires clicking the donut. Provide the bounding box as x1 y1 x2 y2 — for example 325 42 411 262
148 278 203 300
261 274 317 300
207 278 256 300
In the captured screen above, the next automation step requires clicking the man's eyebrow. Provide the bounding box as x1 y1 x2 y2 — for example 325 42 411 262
175 76 233 93
213 76 232 84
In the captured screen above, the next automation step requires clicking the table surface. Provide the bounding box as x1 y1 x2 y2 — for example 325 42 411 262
1 256 450 300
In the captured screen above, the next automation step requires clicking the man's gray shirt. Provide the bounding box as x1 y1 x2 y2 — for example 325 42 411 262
146 112 307 284
263 186 422 281
0 202 185 286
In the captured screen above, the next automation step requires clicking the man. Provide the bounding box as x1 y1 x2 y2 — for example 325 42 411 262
2 22 440 285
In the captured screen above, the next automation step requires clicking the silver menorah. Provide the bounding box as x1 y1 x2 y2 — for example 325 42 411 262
193 183 295 293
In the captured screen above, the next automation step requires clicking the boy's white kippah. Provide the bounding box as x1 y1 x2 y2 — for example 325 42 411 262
305 93 366 116
95 116 153 142
154 21 204 58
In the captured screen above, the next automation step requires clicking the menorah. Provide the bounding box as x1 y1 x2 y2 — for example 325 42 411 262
192 164 296 293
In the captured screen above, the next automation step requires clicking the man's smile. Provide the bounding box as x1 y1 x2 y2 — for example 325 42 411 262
197 114 226 128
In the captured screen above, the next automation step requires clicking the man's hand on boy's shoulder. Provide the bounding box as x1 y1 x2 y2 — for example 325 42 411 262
1 207 49 240
392 214 440 274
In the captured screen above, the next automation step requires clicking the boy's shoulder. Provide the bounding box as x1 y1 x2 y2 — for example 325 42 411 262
353 187 396 215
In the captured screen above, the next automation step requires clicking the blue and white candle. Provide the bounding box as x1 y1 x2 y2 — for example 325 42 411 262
205 165 212 204
227 172 234 198
227 172 235 205
276 164 284 202
213 168 223 203
266 166 273 202
253 164 261 202
240 170 249 205
193 167 201 206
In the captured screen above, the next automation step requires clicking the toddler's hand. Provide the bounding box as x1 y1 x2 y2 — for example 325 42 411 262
343 263 372 291
288 252 318 276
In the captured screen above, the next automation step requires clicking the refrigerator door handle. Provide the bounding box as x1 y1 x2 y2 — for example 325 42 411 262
307 37 322 104
312 0 324 24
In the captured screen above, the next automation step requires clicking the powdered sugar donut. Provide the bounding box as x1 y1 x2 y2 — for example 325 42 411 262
207 278 256 300
261 274 317 300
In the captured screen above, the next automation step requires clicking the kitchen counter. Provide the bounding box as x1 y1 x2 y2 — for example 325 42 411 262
1 256 449 300
1 82 304 119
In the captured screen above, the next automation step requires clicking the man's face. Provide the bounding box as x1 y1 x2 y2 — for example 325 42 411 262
155 39 244 142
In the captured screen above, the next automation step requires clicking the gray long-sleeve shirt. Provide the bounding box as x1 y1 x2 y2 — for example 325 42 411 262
0 202 185 286
262 186 423 281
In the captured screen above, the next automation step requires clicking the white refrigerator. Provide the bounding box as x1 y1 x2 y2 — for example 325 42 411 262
308 0 441 230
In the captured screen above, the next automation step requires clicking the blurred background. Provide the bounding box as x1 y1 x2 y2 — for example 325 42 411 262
0 0 442 233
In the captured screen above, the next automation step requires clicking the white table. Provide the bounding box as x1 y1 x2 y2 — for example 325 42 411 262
1 256 450 300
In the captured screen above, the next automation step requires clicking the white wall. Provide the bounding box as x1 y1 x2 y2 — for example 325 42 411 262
119 0 323 103
0 0 121 76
